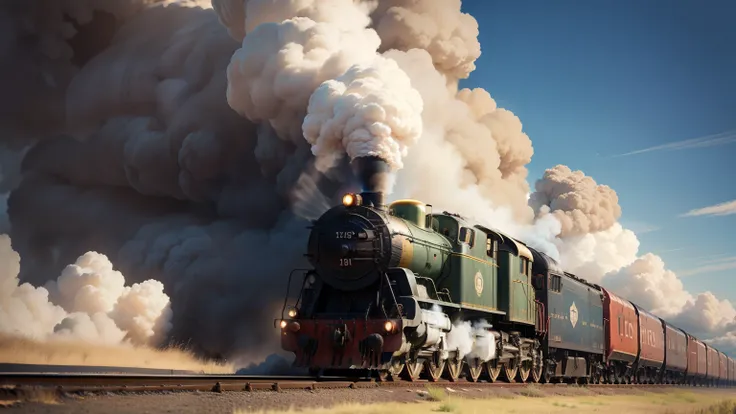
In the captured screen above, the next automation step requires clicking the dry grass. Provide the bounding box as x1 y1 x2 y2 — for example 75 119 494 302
0 387 63 408
517 383 544 398
0 334 234 374
681 400 736 414
234 387 736 414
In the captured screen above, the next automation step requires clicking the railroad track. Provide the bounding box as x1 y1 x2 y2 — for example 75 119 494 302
0 369 693 397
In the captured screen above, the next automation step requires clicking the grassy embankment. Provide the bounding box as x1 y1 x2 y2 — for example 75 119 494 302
236 385 736 414
0 333 234 374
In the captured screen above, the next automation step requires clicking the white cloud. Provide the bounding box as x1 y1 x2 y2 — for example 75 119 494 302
682 199 736 218
676 258 736 277
613 129 736 157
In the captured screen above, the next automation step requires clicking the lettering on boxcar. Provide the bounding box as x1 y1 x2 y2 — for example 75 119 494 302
641 327 656 346
474 271 483 296
624 321 635 339
570 302 578 328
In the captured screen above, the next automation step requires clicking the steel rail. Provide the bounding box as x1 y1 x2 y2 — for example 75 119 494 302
0 372 710 394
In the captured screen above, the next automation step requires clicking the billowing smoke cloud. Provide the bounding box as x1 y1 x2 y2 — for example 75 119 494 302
304 56 424 173
387 48 535 226
222 1 380 145
3 0 332 363
219 0 425 191
530 165 622 237
0 234 171 346
371 0 481 81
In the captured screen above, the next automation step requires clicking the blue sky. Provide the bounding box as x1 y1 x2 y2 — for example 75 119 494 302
458 1 736 301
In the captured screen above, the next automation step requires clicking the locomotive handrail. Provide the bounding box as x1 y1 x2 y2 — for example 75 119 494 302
381 271 403 318
280 268 311 320
414 276 442 301
389 231 452 250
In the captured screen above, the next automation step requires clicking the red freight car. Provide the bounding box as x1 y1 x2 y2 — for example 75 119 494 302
661 320 687 383
686 335 707 385
686 333 696 381
696 338 707 383
705 344 718 385
719 351 727 385
633 304 665 383
601 287 639 381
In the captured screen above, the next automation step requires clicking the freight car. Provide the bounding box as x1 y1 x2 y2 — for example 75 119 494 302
661 320 687 384
600 287 639 384
633 305 665 383
276 162 734 386
719 351 728 386
706 344 718 386
686 335 708 386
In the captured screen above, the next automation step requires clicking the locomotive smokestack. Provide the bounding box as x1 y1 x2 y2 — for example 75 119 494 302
351 156 389 208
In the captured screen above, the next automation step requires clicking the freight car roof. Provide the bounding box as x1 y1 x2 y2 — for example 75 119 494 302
527 247 565 274
600 287 636 311
631 302 658 319
563 271 601 291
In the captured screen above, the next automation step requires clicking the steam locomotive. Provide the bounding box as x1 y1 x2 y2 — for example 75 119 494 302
276 158 735 385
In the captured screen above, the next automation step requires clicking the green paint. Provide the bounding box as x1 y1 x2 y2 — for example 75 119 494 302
387 210 537 327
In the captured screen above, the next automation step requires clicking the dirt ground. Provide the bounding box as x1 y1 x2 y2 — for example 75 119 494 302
2 385 734 414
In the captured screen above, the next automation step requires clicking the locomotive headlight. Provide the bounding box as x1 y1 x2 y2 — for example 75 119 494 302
342 193 362 207
279 320 287 329
287 307 298 318
384 320 395 333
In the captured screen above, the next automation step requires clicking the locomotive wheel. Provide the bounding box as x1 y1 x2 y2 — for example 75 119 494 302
444 358 463 382
540 361 553 384
425 358 446 382
530 362 542 383
377 358 404 382
402 360 424 382
503 361 518 383
466 358 484 382
485 360 501 383
517 360 531 383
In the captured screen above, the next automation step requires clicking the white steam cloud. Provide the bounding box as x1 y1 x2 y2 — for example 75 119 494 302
220 0 425 186
445 319 496 362
303 56 424 172
0 234 171 346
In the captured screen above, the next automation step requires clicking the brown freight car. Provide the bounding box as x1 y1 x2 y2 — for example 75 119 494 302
633 303 665 383
705 343 718 385
686 335 708 385
661 320 687 383
601 287 639 382
719 351 727 386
